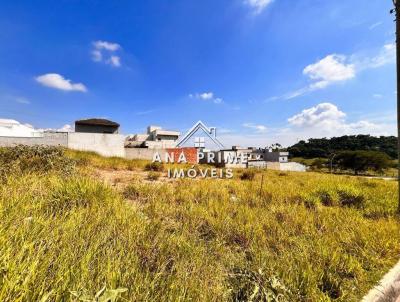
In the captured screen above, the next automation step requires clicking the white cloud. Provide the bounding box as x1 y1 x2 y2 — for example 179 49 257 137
287 102 392 138
56 124 74 132
91 50 102 62
303 55 355 87
281 44 395 100
199 92 214 100
288 102 346 127
373 94 383 99
283 55 355 100
91 40 122 67
15 97 30 104
93 40 121 51
242 123 268 133
0 119 40 137
355 43 396 70
219 103 395 147
0 118 74 137
35 73 87 92
107 55 121 67
369 21 383 30
244 0 274 14
189 92 223 104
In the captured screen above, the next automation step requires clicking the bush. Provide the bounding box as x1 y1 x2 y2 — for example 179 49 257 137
0 145 75 179
147 171 161 181
229 268 290 301
310 158 328 171
240 170 256 180
317 190 336 207
145 162 164 172
338 189 365 209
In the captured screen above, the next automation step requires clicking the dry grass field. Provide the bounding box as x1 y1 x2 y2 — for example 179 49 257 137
0 146 399 301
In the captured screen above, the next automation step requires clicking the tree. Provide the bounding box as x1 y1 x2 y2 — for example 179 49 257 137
335 151 391 175
288 135 398 159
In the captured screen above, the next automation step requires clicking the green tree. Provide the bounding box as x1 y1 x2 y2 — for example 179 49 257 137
335 151 391 175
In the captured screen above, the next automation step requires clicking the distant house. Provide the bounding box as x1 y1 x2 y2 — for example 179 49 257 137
125 125 180 149
75 118 120 134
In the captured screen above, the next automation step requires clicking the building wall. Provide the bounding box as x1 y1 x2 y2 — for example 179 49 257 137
248 161 267 168
264 152 289 163
67 133 125 157
75 124 119 134
125 147 198 164
0 132 68 147
279 162 307 172
144 140 177 149
125 148 167 161
266 162 306 172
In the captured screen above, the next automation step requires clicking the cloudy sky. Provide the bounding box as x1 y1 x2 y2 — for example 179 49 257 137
0 0 396 146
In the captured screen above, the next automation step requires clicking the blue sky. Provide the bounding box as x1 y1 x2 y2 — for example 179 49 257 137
0 0 397 146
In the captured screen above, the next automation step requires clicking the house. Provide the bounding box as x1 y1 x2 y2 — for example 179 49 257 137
75 118 120 134
125 125 180 149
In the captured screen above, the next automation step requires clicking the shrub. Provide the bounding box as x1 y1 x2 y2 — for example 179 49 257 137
229 268 290 301
317 190 336 207
147 171 161 181
338 189 365 209
310 158 328 171
0 145 75 179
240 170 256 181
145 162 164 172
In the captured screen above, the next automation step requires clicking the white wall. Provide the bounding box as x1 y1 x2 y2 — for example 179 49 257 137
67 133 125 157
0 132 68 147
279 162 307 172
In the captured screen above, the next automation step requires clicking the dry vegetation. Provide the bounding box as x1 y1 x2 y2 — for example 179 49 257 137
0 146 399 301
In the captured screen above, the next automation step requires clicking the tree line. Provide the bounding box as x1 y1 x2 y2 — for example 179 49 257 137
287 135 398 175
288 135 398 159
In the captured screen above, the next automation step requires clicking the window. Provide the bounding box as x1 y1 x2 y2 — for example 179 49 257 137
194 137 205 148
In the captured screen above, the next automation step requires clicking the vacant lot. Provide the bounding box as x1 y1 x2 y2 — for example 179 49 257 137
0 147 399 301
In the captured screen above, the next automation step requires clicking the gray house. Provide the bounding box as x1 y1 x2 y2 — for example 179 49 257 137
75 118 120 134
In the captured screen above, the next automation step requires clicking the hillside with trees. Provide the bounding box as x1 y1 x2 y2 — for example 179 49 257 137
288 135 398 159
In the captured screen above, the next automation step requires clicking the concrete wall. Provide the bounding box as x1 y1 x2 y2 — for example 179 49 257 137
266 162 306 172
0 132 68 147
248 161 267 168
279 162 307 172
125 148 167 161
67 133 125 157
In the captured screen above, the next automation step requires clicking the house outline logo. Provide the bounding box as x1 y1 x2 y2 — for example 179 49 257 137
176 121 224 149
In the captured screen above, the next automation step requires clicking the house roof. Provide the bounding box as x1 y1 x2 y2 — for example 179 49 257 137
75 118 120 127
176 120 224 149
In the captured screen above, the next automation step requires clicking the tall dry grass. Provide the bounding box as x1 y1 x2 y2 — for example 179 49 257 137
0 147 399 301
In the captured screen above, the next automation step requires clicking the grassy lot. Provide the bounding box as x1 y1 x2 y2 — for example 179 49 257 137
0 146 399 301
